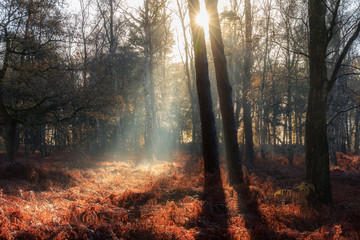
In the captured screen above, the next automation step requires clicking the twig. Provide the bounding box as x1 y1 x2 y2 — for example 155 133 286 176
327 104 360 125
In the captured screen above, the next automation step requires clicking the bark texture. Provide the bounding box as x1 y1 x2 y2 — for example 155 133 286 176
205 0 243 184
243 0 255 163
5 120 17 163
188 0 219 173
306 0 332 204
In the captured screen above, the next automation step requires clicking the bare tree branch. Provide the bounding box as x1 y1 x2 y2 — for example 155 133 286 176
328 104 360 125
328 21 360 90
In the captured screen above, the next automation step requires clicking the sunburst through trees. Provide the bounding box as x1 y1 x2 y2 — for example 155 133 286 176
0 0 360 238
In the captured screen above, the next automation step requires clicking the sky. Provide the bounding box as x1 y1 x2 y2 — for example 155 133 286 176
66 0 229 63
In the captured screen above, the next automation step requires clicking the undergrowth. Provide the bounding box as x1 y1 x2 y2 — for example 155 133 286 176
0 151 359 239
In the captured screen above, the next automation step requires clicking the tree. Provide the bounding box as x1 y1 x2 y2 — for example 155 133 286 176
127 0 173 159
176 0 200 150
355 109 360 153
0 0 78 162
188 0 219 174
94 0 124 152
306 0 360 204
205 0 243 184
258 0 272 159
243 0 255 163
220 1 242 142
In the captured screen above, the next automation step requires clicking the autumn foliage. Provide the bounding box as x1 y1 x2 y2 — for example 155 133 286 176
0 151 360 239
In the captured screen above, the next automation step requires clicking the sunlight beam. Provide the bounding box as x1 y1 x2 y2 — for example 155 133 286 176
196 0 209 41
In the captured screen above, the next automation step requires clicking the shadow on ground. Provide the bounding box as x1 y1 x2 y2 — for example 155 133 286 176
193 172 230 240
234 172 296 240
0 161 76 193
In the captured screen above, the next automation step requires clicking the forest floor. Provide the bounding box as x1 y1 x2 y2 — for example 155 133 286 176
0 151 360 240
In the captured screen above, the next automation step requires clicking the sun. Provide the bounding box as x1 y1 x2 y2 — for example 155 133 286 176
196 9 209 28
195 0 209 41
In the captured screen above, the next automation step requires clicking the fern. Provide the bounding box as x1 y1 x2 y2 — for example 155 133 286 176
274 182 315 204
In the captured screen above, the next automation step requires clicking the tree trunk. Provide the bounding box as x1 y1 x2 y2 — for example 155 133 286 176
149 52 157 135
287 78 292 145
24 127 30 153
144 0 154 160
259 4 271 159
299 113 303 146
294 72 301 146
190 43 201 148
285 20 293 146
272 74 277 148
205 0 243 184
176 0 198 150
305 87 332 204
5 120 17 163
306 0 332 204
354 110 360 153
345 113 351 152
188 0 219 174
326 0 341 165
243 0 255 163
235 93 241 136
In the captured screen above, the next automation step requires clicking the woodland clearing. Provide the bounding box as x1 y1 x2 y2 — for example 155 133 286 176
0 151 359 240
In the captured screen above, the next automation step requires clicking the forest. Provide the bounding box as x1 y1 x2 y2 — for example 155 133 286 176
0 0 360 239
